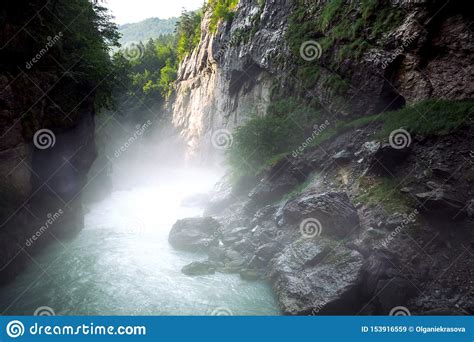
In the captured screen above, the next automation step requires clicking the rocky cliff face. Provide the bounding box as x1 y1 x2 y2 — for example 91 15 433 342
172 0 473 158
168 0 473 315
0 3 97 283
169 120 473 315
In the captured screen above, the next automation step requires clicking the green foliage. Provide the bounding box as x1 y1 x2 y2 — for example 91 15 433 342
228 99 321 177
207 0 240 33
176 9 203 60
360 0 379 20
227 99 473 182
111 34 178 115
356 177 413 212
319 0 344 32
159 59 178 97
308 100 474 150
11 0 121 110
379 100 474 136
286 0 403 96
119 17 178 45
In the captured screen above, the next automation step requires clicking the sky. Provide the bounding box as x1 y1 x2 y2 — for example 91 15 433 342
104 0 205 24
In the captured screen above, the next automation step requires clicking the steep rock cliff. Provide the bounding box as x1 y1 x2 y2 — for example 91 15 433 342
0 1 98 283
171 0 473 158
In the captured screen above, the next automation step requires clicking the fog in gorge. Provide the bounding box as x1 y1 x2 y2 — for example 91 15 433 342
0 111 280 316
1 0 471 319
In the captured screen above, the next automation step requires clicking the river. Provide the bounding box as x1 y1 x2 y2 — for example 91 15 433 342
0 165 280 316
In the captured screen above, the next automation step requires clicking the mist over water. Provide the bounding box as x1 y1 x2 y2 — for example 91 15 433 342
0 128 280 315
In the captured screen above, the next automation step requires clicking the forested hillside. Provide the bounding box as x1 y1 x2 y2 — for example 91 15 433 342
118 17 178 45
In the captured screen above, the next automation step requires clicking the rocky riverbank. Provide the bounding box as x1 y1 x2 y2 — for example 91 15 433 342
169 120 473 315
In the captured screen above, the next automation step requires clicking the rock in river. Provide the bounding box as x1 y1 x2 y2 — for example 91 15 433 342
168 217 221 252
181 261 217 276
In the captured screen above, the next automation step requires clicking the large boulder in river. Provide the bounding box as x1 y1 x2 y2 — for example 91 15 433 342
168 217 221 252
181 261 216 276
280 191 359 238
269 237 364 315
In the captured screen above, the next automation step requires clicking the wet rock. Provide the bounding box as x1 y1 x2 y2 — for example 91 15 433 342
224 257 247 271
431 165 451 178
415 188 465 217
181 261 216 276
332 149 353 163
232 239 256 253
465 199 474 217
205 175 235 215
240 269 260 281
207 246 227 261
371 143 411 172
221 226 251 246
168 217 221 251
376 277 418 314
358 141 381 156
385 212 406 229
249 205 278 227
247 242 282 269
269 237 364 315
281 191 360 238
247 158 308 207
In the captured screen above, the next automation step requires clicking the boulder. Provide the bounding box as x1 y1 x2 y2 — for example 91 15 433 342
181 261 216 276
415 187 465 217
466 199 474 217
281 191 360 238
247 158 307 206
249 205 278 227
375 277 417 313
168 217 221 251
247 242 282 269
372 143 411 171
332 149 353 163
221 226 251 245
207 246 227 261
356 141 410 173
269 237 364 315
